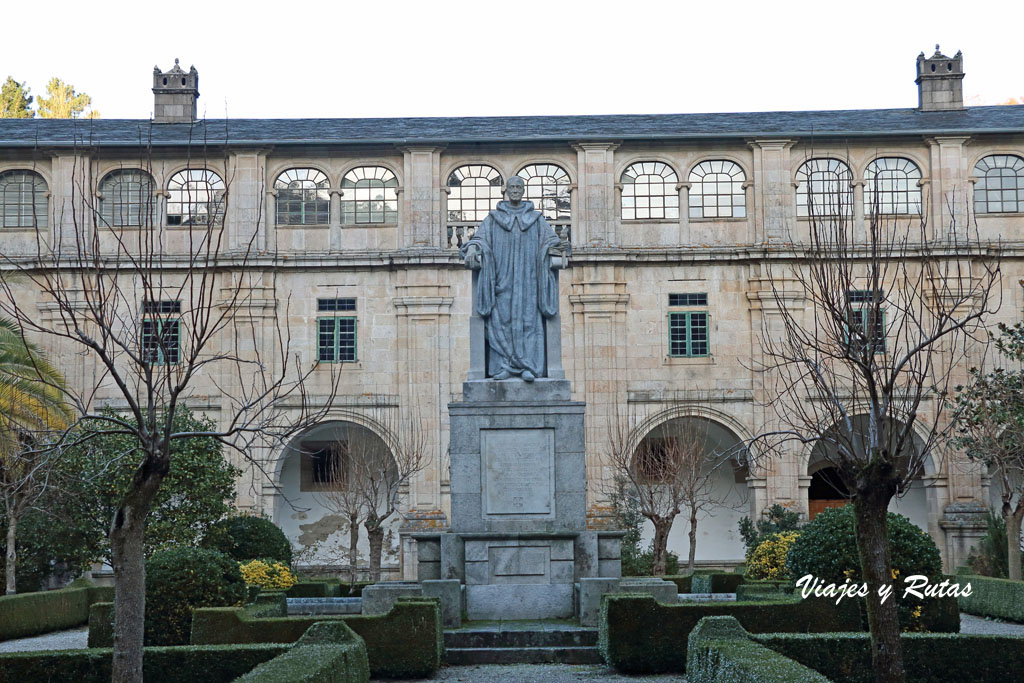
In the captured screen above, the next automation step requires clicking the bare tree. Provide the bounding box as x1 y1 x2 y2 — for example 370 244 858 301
607 406 743 575
0 140 340 682
951 322 1024 580
314 437 367 585
754 173 1000 683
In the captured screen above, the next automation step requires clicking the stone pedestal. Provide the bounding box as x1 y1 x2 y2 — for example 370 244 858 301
414 377 621 621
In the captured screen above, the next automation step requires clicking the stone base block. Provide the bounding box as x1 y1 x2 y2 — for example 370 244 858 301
577 577 621 627
466 583 574 620
422 578 462 628
360 582 424 616
619 578 678 605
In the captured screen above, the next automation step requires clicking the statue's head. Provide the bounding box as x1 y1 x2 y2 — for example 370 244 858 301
506 176 525 204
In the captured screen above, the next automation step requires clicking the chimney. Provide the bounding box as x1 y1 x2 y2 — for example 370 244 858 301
916 46 964 112
152 59 199 123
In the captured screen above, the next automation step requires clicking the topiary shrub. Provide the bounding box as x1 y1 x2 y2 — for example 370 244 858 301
203 516 292 565
238 559 297 592
145 547 247 645
745 532 799 581
786 505 945 631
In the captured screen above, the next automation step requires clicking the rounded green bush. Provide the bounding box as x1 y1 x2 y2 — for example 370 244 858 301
145 546 247 645
202 515 292 564
786 505 942 582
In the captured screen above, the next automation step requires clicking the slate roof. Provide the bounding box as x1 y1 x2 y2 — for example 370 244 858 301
0 106 1021 148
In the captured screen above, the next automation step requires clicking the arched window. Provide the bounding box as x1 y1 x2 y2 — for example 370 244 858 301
796 159 853 217
517 163 571 223
973 155 1024 214
340 166 399 225
621 162 678 220
446 165 502 224
166 169 225 226
275 168 330 225
0 170 48 228
99 170 155 227
864 158 922 216
688 160 746 218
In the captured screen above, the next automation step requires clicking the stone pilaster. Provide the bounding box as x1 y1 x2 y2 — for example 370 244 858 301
748 139 796 244
926 136 970 239
50 152 92 251
399 146 444 248
571 142 619 246
226 151 268 252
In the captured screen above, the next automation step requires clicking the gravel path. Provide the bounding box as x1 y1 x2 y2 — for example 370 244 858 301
960 613 1024 635
385 665 682 682
0 626 88 653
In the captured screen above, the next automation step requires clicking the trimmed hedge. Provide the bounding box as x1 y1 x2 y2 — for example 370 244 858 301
758 632 1024 683
0 644 287 683
87 602 113 648
656 573 746 594
598 593 860 673
235 621 369 683
686 616 831 682
0 583 113 641
957 574 1024 623
191 596 442 678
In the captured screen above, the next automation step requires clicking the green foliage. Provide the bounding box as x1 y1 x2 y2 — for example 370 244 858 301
235 621 369 683
203 515 292 564
190 598 443 678
686 616 831 682
687 572 746 594
786 505 942 583
36 77 98 119
622 546 680 576
746 532 799 581
11 407 240 588
598 593 860 674
145 547 247 646
0 644 287 683
758 632 1024 683
786 505 947 631
738 504 801 559
957 573 1024 622
0 77 33 118
967 511 1024 577
0 582 110 640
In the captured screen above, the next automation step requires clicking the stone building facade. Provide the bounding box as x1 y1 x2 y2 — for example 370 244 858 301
0 49 1021 575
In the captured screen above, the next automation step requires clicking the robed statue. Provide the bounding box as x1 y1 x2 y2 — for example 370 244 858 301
461 176 569 382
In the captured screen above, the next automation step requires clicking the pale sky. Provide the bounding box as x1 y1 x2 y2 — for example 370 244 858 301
3 0 1022 120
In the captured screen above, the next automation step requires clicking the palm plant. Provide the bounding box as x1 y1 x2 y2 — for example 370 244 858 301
0 317 73 593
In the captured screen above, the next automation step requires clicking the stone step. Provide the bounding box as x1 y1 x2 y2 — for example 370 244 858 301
444 628 598 649
445 646 603 665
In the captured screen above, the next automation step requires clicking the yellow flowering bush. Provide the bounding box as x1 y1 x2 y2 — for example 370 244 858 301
239 559 297 590
746 531 800 581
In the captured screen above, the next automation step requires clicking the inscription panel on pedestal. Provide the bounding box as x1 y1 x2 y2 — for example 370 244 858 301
482 428 554 516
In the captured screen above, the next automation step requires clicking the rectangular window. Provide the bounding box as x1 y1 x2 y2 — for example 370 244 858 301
668 293 709 358
141 299 182 365
317 298 357 363
847 290 885 354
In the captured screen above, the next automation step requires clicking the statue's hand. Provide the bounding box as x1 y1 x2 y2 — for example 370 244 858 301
463 244 482 270
548 239 570 256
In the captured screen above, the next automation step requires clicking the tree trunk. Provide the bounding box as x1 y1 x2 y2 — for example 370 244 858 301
853 494 906 683
366 524 384 582
110 456 168 683
5 512 17 595
348 512 360 585
687 503 698 573
651 519 671 576
1007 504 1024 582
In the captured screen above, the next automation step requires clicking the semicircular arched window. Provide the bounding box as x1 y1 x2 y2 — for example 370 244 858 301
166 169 225 226
341 166 399 225
796 158 853 217
446 165 503 224
0 170 48 228
621 161 679 220
516 163 571 223
973 155 1024 214
99 169 155 227
275 168 330 225
864 157 922 216
688 160 746 219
